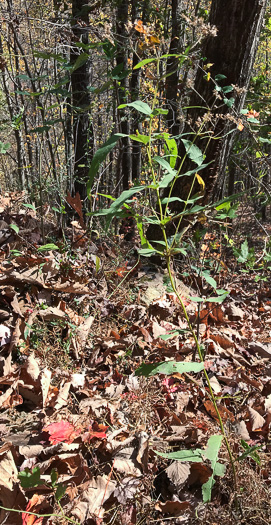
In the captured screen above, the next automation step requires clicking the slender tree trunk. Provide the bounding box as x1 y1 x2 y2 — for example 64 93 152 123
165 0 184 138
71 0 94 202
131 0 142 182
116 0 131 191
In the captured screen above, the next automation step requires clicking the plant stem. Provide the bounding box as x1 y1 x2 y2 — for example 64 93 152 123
164 255 238 494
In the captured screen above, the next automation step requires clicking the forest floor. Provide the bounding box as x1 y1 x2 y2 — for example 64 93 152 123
0 191 271 525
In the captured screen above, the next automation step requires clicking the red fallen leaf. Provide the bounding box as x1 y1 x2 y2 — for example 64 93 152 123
204 400 235 423
82 422 108 443
245 109 260 119
43 421 81 445
116 262 128 277
22 494 45 525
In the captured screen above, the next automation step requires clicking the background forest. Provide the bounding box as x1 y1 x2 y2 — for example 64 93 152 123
0 1 271 525
0 0 270 218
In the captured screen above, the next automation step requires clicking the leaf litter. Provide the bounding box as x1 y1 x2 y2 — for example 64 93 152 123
0 194 270 523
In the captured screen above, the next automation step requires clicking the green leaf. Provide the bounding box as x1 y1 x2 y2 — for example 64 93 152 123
215 74 227 81
138 248 158 257
247 117 260 124
0 141 11 154
144 216 161 225
50 468 58 487
118 100 152 115
10 224 19 234
152 108 168 116
37 243 59 252
93 80 112 94
70 52 89 72
135 216 149 248
133 58 157 69
135 361 204 377
189 296 204 303
165 138 178 168
234 239 249 263
55 483 67 502
201 435 225 503
159 329 187 340
110 63 130 80
206 293 229 303
153 156 177 188
222 85 233 93
202 273 217 289
129 133 150 144
156 449 203 462
102 186 148 229
236 440 262 465
223 97 235 108
33 51 65 62
18 467 43 489
181 139 204 166
22 203 36 211
87 133 126 195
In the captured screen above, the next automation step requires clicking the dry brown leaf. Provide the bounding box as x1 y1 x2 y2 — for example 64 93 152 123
136 431 149 472
24 353 40 382
0 443 25 522
188 462 211 486
157 500 191 516
72 475 116 521
209 375 222 394
38 306 66 322
165 461 191 490
10 294 24 317
248 406 265 431
209 331 234 349
54 381 71 410
152 320 167 338
114 455 141 477
1 350 13 377
66 191 85 228
204 400 235 423
40 367 52 407
265 394 271 411
234 420 250 440
114 476 141 504
0 324 11 346
75 315 94 349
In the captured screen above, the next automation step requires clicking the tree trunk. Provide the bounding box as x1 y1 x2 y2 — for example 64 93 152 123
71 0 94 202
131 0 142 182
116 0 131 191
165 0 184 138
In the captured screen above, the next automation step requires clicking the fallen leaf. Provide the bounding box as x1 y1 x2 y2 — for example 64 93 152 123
66 191 85 228
72 475 116 520
204 400 235 423
43 421 81 444
0 324 11 346
40 368 52 407
22 494 45 525
157 500 190 516
166 461 191 490
234 420 250 441
248 407 265 431
114 476 140 504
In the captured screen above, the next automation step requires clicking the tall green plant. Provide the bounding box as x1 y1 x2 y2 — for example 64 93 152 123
88 54 244 504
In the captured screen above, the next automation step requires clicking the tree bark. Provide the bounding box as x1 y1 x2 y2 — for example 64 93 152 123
116 0 131 191
165 0 184 138
71 0 94 202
